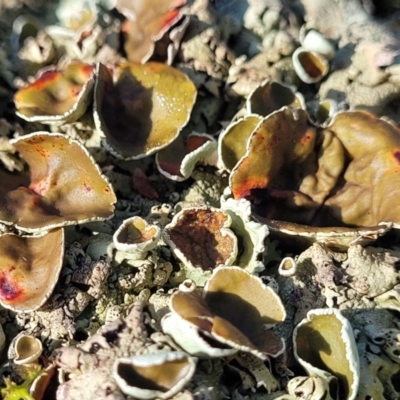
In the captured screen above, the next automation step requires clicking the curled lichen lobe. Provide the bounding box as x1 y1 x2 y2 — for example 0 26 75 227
167 208 235 270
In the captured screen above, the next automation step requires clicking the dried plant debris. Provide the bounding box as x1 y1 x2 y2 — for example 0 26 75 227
3 0 400 399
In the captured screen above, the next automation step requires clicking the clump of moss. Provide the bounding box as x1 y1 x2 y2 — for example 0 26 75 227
1 365 44 400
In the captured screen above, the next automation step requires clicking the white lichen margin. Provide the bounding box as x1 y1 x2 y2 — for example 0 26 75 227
293 308 360 400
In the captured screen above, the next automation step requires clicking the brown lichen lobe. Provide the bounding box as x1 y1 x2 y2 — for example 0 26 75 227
117 218 158 244
231 109 400 230
14 61 94 122
0 228 64 312
167 208 235 271
0 132 116 232
94 62 196 160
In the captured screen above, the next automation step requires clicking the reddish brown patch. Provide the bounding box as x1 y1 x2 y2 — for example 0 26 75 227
121 19 131 34
71 86 82 98
78 29 92 45
393 150 400 163
80 64 94 80
33 143 50 158
29 71 60 91
301 134 312 145
33 71 60 87
83 181 92 193
157 160 181 177
29 177 50 196
160 8 181 31
167 208 234 271
132 168 159 199
186 135 210 153
0 271 24 302
233 176 267 199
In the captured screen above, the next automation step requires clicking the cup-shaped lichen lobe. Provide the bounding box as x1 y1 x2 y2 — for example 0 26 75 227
299 51 327 78
117 0 186 63
161 290 238 358
117 363 164 391
14 334 43 364
247 80 305 117
278 256 297 277
14 61 94 122
292 47 329 84
0 228 64 312
164 207 237 271
296 314 350 374
204 267 286 326
219 115 262 172
113 351 196 399
156 132 188 178
170 290 215 331
164 267 286 359
113 216 161 258
167 284 259 357
94 61 196 160
230 107 400 239
118 217 157 244
157 133 216 181
99 64 153 149
230 108 317 201
325 110 400 227
0 132 116 232
116 358 191 391
204 266 286 356
294 309 360 400
220 194 269 273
